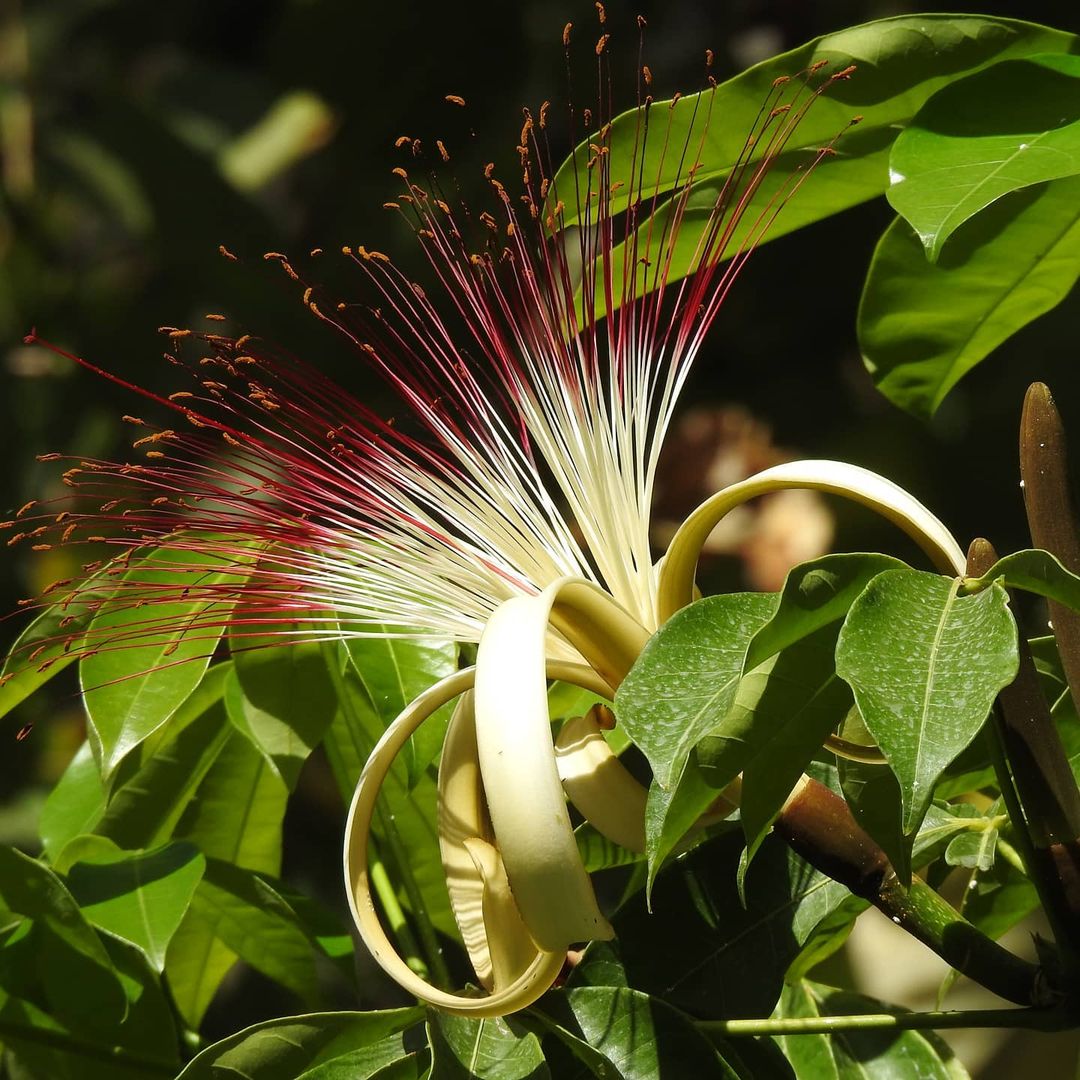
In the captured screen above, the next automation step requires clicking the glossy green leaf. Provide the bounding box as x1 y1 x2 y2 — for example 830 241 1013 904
859 175 1080 417
65 841 205 971
176 1008 424 1080
81 546 245 779
965 547 1080 612
185 858 324 1007
889 54 1080 260
775 981 968 1078
617 593 777 791
744 554 907 673
0 844 127 1030
39 742 105 859
943 803 1001 872
574 831 851 1020
165 729 288 1027
557 16 1077 301
227 635 337 789
836 570 1018 843
960 854 1040 942
428 1011 547 1079
343 631 457 786
537 986 740 1079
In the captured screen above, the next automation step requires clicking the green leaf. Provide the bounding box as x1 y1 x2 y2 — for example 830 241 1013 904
96 673 234 851
0 845 127 1030
642 752 725 896
743 554 908 673
556 15 1076 300
428 1011 547 1080
775 981 969 1078
324 648 455 938
616 593 777 790
0 573 113 726
574 832 851 1020
165 729 288 1028
536 986 741 1079
0 933 180 1078
65 840 205 971
943 806 1001 873
184 858 324 1007
39 742 105 859
80 545 244 780
859 176 1080 417
736 629 855 863
889 54 1080 260
176 1008 424 1079
965 547 1080 612
961 854 1039 941
227 635 337 789
342 632 457 786
835 570 1018 844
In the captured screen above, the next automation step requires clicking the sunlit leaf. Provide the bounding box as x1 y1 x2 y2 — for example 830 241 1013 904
889 54 1080 260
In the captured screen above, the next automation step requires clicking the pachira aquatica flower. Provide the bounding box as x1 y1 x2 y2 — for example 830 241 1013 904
5 24 965 1017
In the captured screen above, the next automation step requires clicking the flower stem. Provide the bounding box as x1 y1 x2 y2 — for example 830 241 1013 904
776 777 1044 1006
0 1018 176 1076
698 1006 1073 1038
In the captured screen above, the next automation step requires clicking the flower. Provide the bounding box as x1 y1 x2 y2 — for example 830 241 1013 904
5 18 965 1019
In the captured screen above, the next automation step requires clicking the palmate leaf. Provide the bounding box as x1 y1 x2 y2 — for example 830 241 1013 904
889 54 1080 261
554 15 1076 302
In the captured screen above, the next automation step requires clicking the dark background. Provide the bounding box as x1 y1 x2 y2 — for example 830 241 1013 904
1 0 1078 1074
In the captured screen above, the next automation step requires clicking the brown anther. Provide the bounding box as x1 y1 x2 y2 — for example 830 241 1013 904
411 139 421 156
810 59 830 74
445 94 466 106
706 48 714 67
205 313 227 322
383 201 399 210
636 14 647 28
309 247 323 257
772 75 791 89
87 535 107 542
168 392 194 401
36 453 62 462
100 500 120 512
595 33 609 55
562 21 572 46
152 496 169 506
303 286 313 305
169 329 191 339
62 524 77 543
54 512 68 523
31 544 51 551
17 501 35 517
539 100 550 128
219 244 237 261
6 534 24 546
235 334 252 348
643 64 652 85
145 451 165 459
16 722 33 741
122 415 146 425
222 433 242 447
595 1 605 23
437 140 450 162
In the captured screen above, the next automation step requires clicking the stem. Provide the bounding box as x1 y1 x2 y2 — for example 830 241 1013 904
968 539 1080 978
699 1006 1073 1038
776 777 1045 1006
369 839 428 979
1020 383 1080 719
0 1018 176 1076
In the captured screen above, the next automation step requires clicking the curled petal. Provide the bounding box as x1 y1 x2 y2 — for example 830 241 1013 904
658 460 967 622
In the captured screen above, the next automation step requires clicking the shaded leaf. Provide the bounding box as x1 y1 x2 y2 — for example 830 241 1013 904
66 841 205 971
574 832 851 1020
0 845 126 1030
176 1008 424 1079
428 1012 547 1080
227 634 338 789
